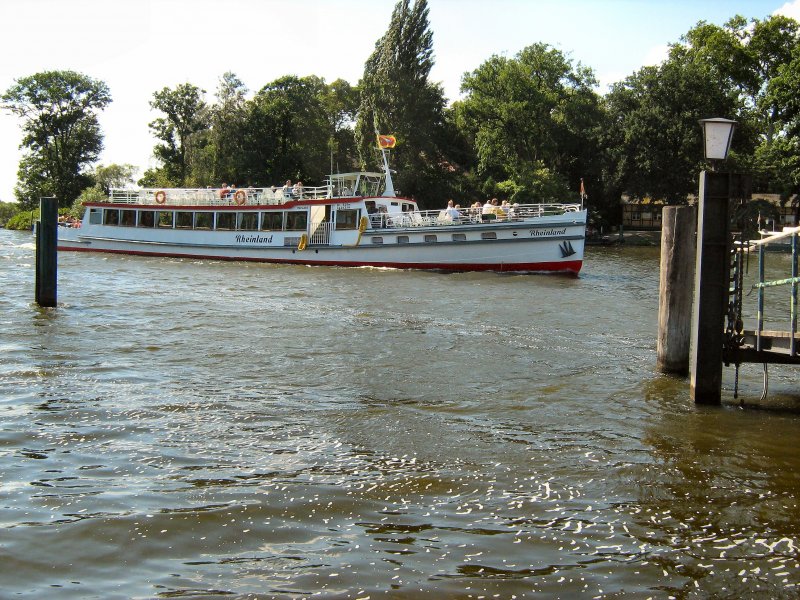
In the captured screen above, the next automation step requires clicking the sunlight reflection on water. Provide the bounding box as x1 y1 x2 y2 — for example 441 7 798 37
1 230 799 598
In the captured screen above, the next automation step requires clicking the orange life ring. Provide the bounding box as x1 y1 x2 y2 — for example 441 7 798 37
155 190 167 204
233 190 246 205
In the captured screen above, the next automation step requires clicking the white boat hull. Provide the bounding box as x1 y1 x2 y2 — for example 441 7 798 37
58 211 586 274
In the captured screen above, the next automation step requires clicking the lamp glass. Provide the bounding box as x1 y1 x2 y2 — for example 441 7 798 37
700 118 736 161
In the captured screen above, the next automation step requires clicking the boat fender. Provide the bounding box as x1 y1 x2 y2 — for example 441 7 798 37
298 233 308 251
233 190 246 205
155 190 167 204
359 215 368 233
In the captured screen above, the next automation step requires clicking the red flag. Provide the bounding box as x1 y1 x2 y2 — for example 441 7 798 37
580 178 586 197
378 134 397 149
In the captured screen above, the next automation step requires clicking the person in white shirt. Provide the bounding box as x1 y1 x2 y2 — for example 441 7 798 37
445 199 460 220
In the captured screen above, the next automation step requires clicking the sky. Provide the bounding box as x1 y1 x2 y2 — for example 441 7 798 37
1 0 799 204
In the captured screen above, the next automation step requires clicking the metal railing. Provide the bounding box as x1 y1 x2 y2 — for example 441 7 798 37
310 221 333 245
367 203 582 229
745 226 800 356
108 185 332 206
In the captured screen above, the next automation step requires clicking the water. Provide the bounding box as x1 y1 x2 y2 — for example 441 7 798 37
1 228 798 599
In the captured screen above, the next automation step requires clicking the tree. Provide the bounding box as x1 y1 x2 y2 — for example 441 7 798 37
356 0 455 207
93 163 138 193
602 51 739 205
242 75 331 186
148 83 209 186
456 44 602 204
209 72 249 185
1 70 111 209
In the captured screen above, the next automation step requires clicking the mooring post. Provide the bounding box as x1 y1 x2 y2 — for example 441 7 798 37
35 196 58 308
690 172 732 404
657 205 696 375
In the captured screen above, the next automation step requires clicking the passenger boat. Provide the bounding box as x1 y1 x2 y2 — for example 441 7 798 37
58 151 587 274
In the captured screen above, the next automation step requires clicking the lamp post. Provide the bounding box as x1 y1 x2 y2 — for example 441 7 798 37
690 117 746 404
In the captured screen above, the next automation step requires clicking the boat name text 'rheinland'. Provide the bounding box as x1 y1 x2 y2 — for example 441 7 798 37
236 234 274 244
529 228 567 237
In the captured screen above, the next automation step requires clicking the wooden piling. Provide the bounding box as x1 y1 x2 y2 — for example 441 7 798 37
657 206 695 375
35 197 58 308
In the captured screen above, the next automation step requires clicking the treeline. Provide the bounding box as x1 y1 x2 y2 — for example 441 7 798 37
3 0 800 228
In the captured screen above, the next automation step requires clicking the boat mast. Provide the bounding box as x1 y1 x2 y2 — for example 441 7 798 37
380 148 396 197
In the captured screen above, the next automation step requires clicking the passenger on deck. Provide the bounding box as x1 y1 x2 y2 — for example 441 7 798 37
282 180 292 198
445 199 460 221
292 181 304 199
219 183 231 199
482 199 495 215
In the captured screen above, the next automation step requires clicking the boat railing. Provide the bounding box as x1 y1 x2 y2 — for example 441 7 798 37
310 221 333 245
368 203 582 229
107 185 332 206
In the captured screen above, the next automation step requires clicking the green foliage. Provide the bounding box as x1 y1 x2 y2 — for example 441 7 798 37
244 75 331 186
356 0 458 208
5 209 39 231
2 70 111 209
0 201 18 227
94 163 138 193
457 43 600 205
149 83 209 186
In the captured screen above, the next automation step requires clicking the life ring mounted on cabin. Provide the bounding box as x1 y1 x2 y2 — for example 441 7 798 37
155 190 167 204
298 233 308 251
233 190 247 206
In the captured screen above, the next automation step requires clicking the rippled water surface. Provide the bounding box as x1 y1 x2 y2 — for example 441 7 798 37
1 228 799 599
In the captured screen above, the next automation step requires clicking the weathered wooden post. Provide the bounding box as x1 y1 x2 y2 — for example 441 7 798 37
657 205 695 375
35 197 58 308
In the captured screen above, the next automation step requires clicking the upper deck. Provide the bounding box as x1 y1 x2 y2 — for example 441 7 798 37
106 171 396 207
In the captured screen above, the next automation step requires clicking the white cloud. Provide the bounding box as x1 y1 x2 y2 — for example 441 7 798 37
774 0 800 18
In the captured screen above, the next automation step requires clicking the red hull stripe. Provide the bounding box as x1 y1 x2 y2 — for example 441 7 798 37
57 246 582 274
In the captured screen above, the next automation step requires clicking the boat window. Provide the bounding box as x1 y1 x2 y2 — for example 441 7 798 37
371 237 384 244
424 234 438 243
261 212 283 231
481 231 497 240
336 209 359 230
402 203 414 212
216 212 235 230
452 233 467 242
138 211 156 227
158 211 174 228
285 211 308 231
237 212 258 231
397 235 409 244
194 212 212 229
89 208 102 224
120 209 136 227
365 201 377 214
176 211 193 229
104 209 119 226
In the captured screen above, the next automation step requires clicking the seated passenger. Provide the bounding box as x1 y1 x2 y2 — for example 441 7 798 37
281 180 292 198
219 183 231 199
292 181 304 199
